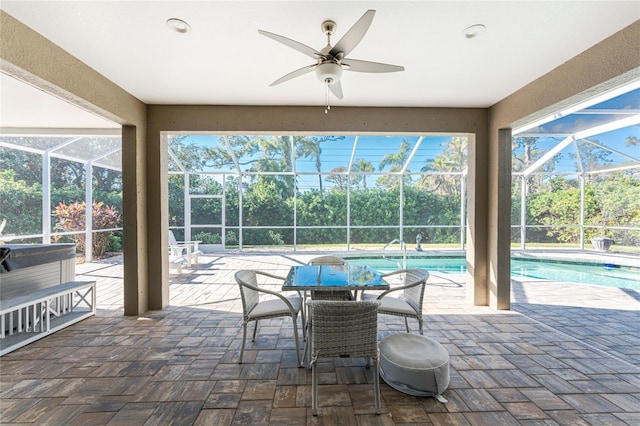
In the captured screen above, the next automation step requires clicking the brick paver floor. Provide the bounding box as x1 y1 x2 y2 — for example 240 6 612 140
1 252 638 425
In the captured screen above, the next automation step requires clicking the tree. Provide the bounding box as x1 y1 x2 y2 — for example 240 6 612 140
573 139 613 178
379 140 411 171
295 136 344 192
352 158 374 190
511 136 549 195
625 136 640 147
0 146 41 184
376 141 411 189
0 169 42 236
325 166 349 191
526 177 585 243
512 137 542 172
419 137 467 196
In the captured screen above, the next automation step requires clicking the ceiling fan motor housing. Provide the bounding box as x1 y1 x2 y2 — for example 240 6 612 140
316 62 343 84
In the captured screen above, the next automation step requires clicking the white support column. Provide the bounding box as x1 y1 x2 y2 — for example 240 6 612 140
460 172 466 250
579 174 586 249
346 174 351 251
42 152 51 243
346 137 359 251
520 175 526 249
222 174 226 249
238 176 243 251
184 172 190 241
291 136 297 251
85 161 93 262
398 175 404 241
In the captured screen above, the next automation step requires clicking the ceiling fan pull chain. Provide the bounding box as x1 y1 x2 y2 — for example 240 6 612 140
325 84 331 113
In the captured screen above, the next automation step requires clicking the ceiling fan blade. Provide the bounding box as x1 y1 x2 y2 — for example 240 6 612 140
342 58 405 73
329 81 344 100
269 64 317 86
330 10 375 58
258 29 325 59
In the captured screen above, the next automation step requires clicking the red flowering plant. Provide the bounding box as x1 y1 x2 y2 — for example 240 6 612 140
53 201 121 258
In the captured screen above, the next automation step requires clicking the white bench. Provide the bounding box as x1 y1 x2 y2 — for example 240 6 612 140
0 280 96 356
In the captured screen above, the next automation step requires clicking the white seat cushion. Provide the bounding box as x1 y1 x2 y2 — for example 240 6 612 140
362 293 414 315
249 296 301 319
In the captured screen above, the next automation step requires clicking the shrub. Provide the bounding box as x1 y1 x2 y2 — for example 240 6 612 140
193 231 221 244
54 201 121 257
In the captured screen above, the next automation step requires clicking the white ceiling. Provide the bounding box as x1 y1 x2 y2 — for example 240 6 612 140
1 1 638 128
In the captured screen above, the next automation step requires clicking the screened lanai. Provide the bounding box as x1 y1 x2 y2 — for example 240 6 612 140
0 132 123 261
2 83 639 258
167 134 468 251
511 83 640 253
160 83 640 255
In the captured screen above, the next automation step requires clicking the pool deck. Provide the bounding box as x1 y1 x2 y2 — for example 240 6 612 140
0 251 638 425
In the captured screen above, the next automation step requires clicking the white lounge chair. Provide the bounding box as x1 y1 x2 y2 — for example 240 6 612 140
168 230 202 267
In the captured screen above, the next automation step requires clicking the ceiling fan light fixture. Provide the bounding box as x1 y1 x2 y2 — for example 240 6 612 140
166 18 191 34
316 62 343 85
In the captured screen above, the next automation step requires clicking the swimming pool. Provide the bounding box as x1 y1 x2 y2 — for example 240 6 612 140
346 256 640 290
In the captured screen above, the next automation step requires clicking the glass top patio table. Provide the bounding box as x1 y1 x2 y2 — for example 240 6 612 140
282 264 389 291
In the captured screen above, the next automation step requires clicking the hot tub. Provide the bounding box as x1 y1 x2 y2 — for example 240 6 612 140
0 244 77 300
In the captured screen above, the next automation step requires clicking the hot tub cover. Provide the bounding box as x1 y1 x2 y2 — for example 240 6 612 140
0 244 76 273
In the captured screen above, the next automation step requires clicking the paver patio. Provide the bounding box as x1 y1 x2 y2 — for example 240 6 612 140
1 252 638 425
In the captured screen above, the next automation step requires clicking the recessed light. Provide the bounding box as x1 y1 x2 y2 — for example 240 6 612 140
463 24 486 39
166 18 191 34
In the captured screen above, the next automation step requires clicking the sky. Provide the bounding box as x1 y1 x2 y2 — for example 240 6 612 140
171 87 639 177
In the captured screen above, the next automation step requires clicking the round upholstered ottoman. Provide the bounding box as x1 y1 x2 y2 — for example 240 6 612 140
379 333 450 401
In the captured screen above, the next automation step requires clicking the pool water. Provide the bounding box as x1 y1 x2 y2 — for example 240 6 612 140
346 256 640 290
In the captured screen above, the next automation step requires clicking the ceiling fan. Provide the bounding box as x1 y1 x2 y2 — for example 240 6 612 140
258 9 405 106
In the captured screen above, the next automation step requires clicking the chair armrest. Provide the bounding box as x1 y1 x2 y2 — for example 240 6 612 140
375 279 424 299
376 269 429 299
171 243 193 254
380 269 407 279
380 268 429 282
255 271 287 281
250 283 298 312
169 245 189 256
177 240 201 251
253 271 299 308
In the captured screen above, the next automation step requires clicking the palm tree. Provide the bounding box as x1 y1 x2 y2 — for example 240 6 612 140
296 137 323 191
419 137 467 195
376 141 411 189
379 141 411 171
625 136 640 147
296 136 344 192
353 158 374 190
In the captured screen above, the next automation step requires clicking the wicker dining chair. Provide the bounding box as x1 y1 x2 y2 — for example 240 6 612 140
307 300 381 416
361 268 429 335
235 270 305 365
307 255 354 301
